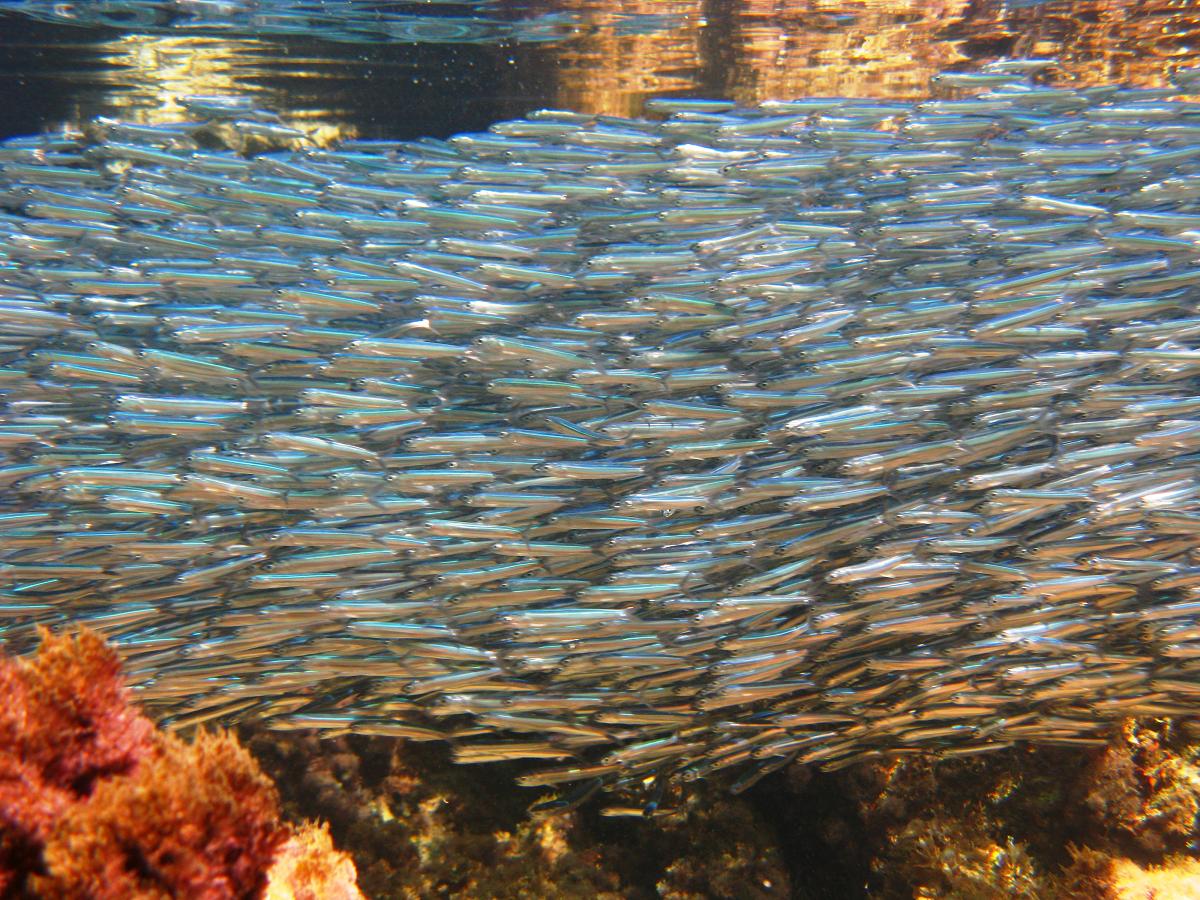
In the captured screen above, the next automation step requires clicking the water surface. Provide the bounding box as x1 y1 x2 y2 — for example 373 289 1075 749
0 0 1196 140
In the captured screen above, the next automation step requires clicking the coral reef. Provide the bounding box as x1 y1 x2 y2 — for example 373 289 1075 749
770 718 1200 898
243 728 789 899
0 628 363 900
1076 720 1200 857
239 714 1200 899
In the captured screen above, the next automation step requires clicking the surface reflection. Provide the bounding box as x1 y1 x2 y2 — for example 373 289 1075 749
955 0 1200 87
89 35 357 142
722 1 971 104
546 1 706 118
0 0 1198 139
540 0 1200 115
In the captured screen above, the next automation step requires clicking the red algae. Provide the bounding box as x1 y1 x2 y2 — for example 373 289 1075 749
33 730 284 899
0 628 156 895
1 627 156 791
0 628 363 900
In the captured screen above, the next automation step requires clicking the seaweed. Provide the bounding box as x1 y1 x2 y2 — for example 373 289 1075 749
0 628 363 900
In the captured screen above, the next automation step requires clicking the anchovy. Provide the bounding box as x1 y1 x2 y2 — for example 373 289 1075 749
7 70 1200 805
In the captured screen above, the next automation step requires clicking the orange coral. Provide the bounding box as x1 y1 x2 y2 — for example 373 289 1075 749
265 822 363 900
1108 856 1200 900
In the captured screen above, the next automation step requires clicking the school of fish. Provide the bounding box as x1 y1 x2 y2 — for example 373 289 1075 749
4 64 1200 809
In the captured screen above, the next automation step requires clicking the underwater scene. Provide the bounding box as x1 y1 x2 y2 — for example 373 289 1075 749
3 1 1200 898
